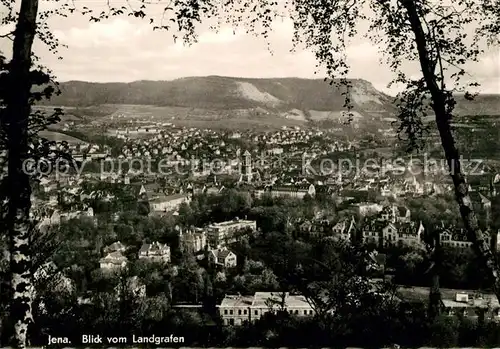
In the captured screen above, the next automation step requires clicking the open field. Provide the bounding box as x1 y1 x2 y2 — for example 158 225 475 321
78 104 309 130
39 130 87 144
40 98 500 135
169 118 305 131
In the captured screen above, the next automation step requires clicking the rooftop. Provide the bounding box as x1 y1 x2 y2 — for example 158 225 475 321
220 292 311 309
100 251 127 264
150 193 186 202
396 285 500 308
220 295 254 308
209 219 256 227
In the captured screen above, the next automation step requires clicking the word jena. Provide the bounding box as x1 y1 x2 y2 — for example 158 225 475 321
47 335 70 344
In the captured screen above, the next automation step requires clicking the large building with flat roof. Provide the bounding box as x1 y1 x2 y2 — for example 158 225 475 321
218 292 314 325
207 219 257 248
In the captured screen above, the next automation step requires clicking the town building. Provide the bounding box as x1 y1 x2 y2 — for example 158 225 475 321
99 251 128 270
254 184 316 199
396 285 500 320
206 219 257 248
351 202 383 217
103 241 127 254
442 292 500 318
208 248 237 268
138 241 171 263
218 292 314 325
440 228 500 250
331 216 356 242
381 221 424 247
378 204 411 224
179 227 207 253
150 193 191 213
361 219 386 245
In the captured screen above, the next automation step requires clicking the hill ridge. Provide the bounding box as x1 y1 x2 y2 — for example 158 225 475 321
40 76 499 122
44 76 391 112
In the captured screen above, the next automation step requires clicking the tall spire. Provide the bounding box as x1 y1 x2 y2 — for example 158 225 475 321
139 184 146 197
243 150 252 183
137 184 150 216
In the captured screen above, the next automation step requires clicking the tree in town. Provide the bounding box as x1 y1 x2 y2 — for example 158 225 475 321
290 238 375 322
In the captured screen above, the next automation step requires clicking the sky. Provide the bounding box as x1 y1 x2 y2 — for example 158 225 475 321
0 0 499 96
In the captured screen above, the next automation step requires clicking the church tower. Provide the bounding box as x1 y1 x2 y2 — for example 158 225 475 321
243 150 252 183
137 184 150 216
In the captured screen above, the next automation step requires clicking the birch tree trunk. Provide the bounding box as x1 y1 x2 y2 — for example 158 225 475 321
4 0 39 346
0 146 7 344
402 0 500 300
